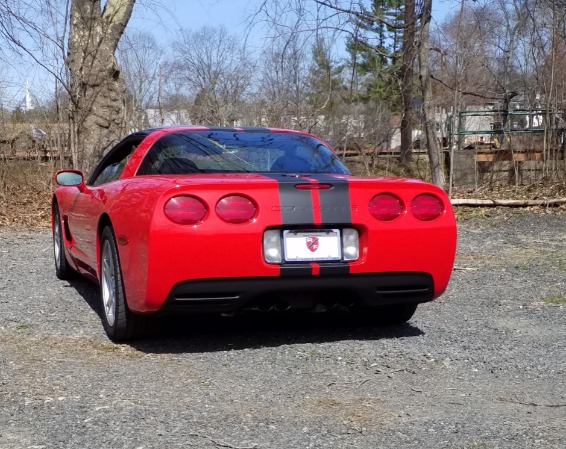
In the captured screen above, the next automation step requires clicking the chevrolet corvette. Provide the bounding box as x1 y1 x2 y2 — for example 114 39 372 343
52 126 457 341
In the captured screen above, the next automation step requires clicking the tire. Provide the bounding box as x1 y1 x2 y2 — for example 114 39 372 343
352 302 418 325
100 226 155 341
378 302 418 325
53 204 75 280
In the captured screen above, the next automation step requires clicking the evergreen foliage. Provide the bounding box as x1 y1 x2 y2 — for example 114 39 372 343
346 0 405 109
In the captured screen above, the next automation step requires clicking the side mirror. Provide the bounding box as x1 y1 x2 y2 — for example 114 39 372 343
55 170 85 187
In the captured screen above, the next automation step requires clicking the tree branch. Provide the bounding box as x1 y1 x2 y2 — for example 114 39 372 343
431 74 499 100
102 0 136 51
313 0 413 30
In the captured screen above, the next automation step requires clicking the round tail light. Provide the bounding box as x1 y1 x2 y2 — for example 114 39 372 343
369 193 403 221
164 196 207 224
411 194 444 221
216 195 257 223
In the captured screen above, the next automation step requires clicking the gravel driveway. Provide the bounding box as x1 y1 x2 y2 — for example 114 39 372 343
1 212 565 449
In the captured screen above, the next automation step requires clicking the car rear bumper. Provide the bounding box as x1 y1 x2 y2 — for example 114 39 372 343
158 272 434 314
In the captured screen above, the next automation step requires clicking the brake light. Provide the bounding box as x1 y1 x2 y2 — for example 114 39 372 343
369 194 404 221
164 196 207 225
216 195 257 223
295 183 332 190
411 194 444 221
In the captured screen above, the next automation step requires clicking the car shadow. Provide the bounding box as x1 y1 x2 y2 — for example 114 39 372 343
67 279 425 354
67 278 103 314
131 313 425 354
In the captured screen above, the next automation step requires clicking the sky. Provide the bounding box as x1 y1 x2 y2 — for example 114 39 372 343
129 0 461 35
2 0 461 110
128 0 461 49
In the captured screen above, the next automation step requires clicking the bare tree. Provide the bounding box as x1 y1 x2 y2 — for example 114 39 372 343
418 0 444 187
67 0 135 172
0 0 70 107
118 30 162 130
170 26 254 126
0 0 136 172
257 0 450 184
401 0 416 167
258 33 312 128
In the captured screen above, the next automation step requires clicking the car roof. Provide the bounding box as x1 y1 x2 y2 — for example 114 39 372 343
141 126 308 136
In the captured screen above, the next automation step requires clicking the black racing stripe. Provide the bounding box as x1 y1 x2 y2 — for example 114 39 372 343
263 174 314 225
280 265 313 277
309 174 352 225
318 264 350 276
308 174 352 275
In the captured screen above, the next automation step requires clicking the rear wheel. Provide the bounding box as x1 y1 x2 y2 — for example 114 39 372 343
53 205 75 280
352 302 418 325
379 302 418 324
100 226 154 341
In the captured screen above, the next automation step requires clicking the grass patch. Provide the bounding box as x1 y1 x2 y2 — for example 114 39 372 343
543 295 566 305
306 348 320 357
85 339 145 358
88 340 121 352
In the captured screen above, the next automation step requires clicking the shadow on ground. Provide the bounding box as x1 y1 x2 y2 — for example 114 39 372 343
67 278 425 354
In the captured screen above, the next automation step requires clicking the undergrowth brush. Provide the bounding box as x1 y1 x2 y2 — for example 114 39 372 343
1 159 565 228
0 160 63 227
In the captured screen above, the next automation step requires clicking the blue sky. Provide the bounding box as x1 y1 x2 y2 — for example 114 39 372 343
132 0 460 29
129 0 460 46
3 0 460 109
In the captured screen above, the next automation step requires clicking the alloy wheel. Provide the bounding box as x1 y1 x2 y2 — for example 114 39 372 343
101 239 117 326
53 215 62 268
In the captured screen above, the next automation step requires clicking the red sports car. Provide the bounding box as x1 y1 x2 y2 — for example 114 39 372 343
52 126 457 341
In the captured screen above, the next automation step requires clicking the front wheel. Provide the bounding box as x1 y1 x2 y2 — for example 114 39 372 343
100 226 154 341
53 204 75 280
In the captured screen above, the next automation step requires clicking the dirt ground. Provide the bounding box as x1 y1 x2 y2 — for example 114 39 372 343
0 210 565 448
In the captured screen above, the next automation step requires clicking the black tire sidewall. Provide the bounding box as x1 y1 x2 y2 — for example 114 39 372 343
53 205 72 279
351 302 418 325
100 226 129 340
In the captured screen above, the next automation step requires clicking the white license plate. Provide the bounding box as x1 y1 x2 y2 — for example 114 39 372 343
283 229 341 262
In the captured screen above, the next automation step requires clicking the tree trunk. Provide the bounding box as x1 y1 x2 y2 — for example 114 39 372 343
400 0 415 168
67 0 135 174
418 0 445 188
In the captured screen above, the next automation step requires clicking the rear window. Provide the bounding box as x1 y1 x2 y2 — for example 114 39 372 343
136 131 350 175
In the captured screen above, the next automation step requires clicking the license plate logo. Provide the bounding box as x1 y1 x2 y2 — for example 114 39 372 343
306 236 319 252
283 229 341 262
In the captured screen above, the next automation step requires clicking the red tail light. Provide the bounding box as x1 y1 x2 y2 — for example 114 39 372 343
164 196 207 225
369 193 403 221
216 195 257 224
411 194 444 221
